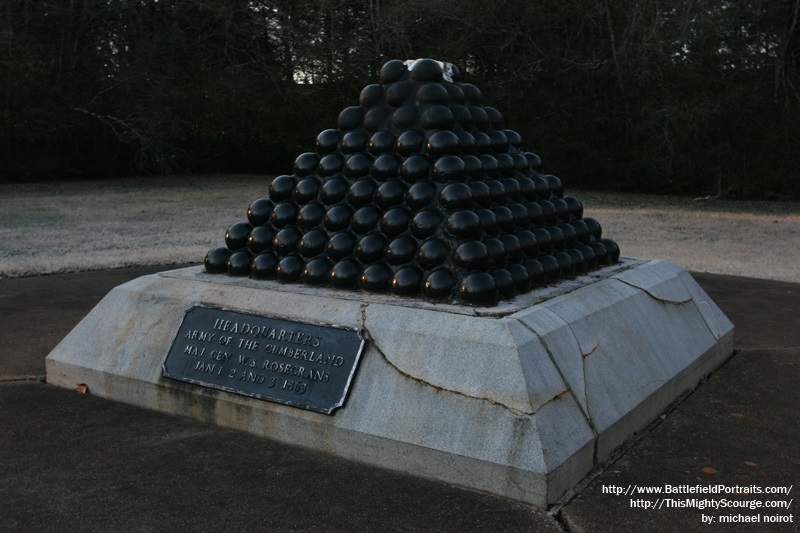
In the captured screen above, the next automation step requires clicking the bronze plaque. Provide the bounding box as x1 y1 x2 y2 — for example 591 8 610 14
163 305 366 414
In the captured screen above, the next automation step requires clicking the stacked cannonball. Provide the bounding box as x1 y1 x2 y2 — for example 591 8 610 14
204 58 620 305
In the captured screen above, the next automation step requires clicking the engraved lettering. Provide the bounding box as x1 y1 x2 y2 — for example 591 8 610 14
183 345 205 357
237 338 259 352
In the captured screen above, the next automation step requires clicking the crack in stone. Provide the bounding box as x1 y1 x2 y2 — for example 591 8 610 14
613 277 692 305
362 309 535 416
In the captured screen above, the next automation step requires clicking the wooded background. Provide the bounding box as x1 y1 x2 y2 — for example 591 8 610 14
2 0 799 198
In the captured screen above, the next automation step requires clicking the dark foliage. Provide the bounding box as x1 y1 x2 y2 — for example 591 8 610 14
2 0 799 198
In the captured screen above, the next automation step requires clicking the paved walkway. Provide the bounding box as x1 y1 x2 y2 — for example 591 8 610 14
1 266 797 531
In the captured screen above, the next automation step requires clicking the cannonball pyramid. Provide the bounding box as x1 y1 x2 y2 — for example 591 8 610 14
204 58 620 305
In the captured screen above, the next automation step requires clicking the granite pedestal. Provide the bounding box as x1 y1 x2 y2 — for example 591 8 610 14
45 258 733 507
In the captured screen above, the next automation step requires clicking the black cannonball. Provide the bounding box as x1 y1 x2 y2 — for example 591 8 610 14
363 106 389 133
381 207 411 237
337 106 364 131
552 198 570 222
380 59 407 84
368 131 396 155
375 179 406 209
570 219 590 245
457 131 477 155
445 210 482 239
296 202 324 229
204 247 231 273
225 222 253 251
356 233 388 264
484 107 504 129
391 266 424 296
508 263 531 294
481 155 500 176
293 152 320 177
293 177 321 204
445 82 465 103
539 199 558 224
417 238 450 268
344 153 373 178
523 259 546 288
501 177 521 199
532 175 550 198
590 240 609 265
526 202 545 227
400 154 431 182
470 181 492 206
320 177 348 205
432 155 466 181
492 205 514 231
513 153 530 171
473 131 492 153
272 227 302 255
303 257 333 285
488 130 509 153
409 58 443 82
484 237 507 267
416 82 449 105
584 217 602 241
578 244 597 269
505 130 523 149
545 174 564 197
360 262 392 292
330 259 361 288
247 225 276 254
391 105 419 130
603 238 620 263
516 229 538 257
476 208 498 235
425 130 460 157
439 182 474 209
508 202 530 228
360 83 384 107
276 255 304 282
227 250 254 276
460 272 498 305
423 268 456 299
347 179 376 207
324 204 354 231
495 153 515 174
564 196 584 219
454 240 492 270
532 227 553 253
325 231 357 260
351 205 381 234
553 251 575 278
411 209 443 238
298 229 327 258
316 129 340 154
386 236 417 265
461 83 482 104
318 153 345 176
539 254 561 283
251 251 277 279
269 175 296 202
396 130 425 156
470 106 490 131
525 152 544 171
547 225 566 251
499 234 523 262
341 130 369 154
558 222 578 248
517 178 536 200
451 105 474 130
420 104 455 130
372 153 401 180
385 80 412 106
567 248 586 274
406 180 437 209
270 201 299 228
247 198 274 227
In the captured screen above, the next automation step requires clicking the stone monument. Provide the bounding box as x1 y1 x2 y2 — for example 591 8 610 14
46 59 733 507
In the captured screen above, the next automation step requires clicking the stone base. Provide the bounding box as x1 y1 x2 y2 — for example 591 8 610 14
45 259 733 507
